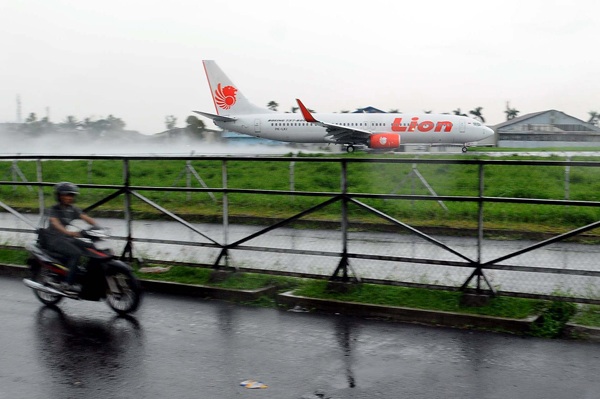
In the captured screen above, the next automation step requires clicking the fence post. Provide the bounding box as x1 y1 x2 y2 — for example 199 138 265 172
121 159 134 261
212 159 230 270
460 162 496 299
478 163 484 263
186 160 192 201
289 158 295 193
565 156 570 201
330 159 358 284
88 160 93 184
36 159 44 221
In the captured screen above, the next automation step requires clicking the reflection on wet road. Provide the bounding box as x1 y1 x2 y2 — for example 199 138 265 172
2 276 600 399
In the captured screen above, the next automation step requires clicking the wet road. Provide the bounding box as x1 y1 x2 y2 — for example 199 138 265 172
1 276 600 399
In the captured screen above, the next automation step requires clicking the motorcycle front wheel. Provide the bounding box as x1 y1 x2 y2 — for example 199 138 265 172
105 268 141 315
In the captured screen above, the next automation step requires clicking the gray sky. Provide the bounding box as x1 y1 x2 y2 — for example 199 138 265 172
1 0 598 135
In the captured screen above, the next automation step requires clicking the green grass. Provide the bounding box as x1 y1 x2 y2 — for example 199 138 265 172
4 155 600 235
572 305 600 327
138 266 299 291
0 248 29 265
292 280 543 319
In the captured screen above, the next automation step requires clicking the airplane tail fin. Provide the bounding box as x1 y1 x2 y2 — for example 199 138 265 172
203 60 272 116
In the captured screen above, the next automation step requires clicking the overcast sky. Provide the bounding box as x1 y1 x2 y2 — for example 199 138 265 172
1 0 598 135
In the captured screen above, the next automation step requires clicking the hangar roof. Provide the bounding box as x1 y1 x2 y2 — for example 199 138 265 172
493 110 600 133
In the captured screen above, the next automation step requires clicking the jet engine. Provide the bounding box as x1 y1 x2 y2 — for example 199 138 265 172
368 133 400 149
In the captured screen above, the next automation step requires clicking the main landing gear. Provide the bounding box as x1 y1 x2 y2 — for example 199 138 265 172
345 145 356 153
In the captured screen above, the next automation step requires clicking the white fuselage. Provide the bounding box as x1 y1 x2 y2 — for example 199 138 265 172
215 112 493 145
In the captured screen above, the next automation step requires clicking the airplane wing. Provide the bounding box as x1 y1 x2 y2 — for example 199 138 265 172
193 110 236 122
296 99 372 144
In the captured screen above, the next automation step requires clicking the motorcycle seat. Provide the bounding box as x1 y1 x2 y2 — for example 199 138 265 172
27 242 68 264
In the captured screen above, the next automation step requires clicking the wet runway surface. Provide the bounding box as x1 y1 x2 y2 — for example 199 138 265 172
1 276 600 399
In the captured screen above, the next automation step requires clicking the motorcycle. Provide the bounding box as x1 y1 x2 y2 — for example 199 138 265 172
23 227 142 315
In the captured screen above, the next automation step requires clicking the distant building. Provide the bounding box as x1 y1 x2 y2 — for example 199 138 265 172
352 106 387 114
493 110 600 148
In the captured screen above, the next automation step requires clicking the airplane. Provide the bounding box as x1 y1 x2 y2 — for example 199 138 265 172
195 60 495 153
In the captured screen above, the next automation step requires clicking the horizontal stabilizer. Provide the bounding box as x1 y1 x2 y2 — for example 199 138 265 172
193 110 236 122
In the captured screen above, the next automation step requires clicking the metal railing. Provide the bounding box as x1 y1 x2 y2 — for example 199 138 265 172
1 154 600 304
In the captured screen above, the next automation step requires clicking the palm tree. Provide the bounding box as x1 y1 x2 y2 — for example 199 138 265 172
186 115 205 137
469 107 485 123
291 106 299 113
25 112 37 123
504 102 520 120
59 115 79 129
267 101 279 111
588 111 600 126
165 115 177 130
453 108 467 117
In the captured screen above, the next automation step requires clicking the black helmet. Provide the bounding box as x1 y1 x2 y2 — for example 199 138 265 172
54 182 80 201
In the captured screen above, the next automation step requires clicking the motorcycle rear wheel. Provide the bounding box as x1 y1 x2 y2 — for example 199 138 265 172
32 269 64 306
105 269 141 315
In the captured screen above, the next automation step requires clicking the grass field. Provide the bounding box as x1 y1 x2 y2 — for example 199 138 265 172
3 152 600 237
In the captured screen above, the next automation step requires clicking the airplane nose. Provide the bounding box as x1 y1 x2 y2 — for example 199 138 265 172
483 126 494 138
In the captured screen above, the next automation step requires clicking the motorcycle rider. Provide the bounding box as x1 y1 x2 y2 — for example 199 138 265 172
43 182 98 295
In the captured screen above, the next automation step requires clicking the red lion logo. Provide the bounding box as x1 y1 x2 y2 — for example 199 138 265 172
214 83 237 110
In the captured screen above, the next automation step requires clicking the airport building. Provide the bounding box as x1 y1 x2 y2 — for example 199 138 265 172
492 110 600 148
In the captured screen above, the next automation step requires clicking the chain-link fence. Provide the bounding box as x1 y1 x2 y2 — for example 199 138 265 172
2 155 600 304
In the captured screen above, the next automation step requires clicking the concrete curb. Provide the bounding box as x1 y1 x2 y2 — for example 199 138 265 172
0 263 29 278
276 291 537 334
564 324 600 342
140 279 278 302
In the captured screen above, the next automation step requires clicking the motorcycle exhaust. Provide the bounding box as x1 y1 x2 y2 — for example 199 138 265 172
22 278 70 297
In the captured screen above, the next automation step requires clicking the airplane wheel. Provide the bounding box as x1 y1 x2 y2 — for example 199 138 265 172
346 145 355 153
461 146 468 153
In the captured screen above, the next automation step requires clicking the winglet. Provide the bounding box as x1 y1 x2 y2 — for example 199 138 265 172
296 99 318 123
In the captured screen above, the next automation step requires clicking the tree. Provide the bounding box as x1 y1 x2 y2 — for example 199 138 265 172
388 109 401 114
106 115 125 130
25 113 37 123
588 111 599 126
83 115 126 132
504 102 520 120
453 108 468 117
290 106 299 113
267 101 279 111
186 115 205 138
165 115 178 130
60 116 79 129
469 107 485 123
